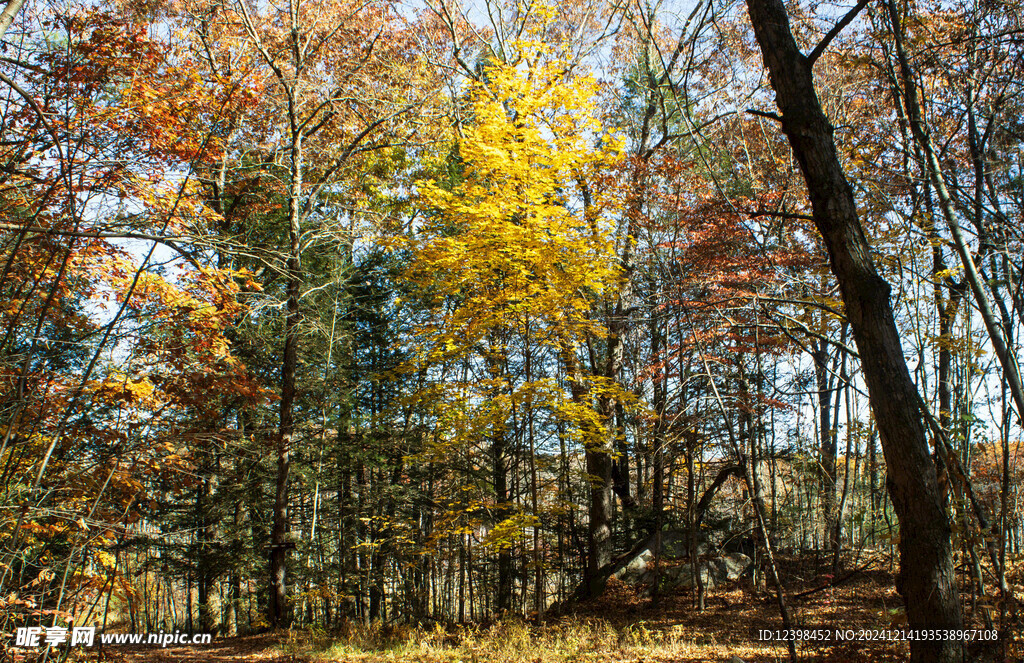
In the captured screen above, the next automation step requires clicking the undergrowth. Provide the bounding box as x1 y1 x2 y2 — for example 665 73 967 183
276 617 773 663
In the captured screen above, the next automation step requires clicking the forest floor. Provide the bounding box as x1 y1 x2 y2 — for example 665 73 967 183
91 554 1019 663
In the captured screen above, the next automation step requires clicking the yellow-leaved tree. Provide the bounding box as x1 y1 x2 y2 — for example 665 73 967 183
402 38 629 609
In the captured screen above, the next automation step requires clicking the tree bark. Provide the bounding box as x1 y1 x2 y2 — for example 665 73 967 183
487 339 514 613
196 466 217 633
270 117 302 628
585 446 613 580
650 317 666 605
742 1 963 660
558 337 612 598
0 0 27 41
811 339 838 552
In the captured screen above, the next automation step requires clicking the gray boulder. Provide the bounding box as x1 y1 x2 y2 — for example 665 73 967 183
614 548 654 583
715 552 752 581
622 552 752 595
672 562 719 590
611 531 710 583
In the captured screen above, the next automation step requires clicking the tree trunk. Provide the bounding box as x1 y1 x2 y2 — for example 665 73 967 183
812 339 837 553
486 339 514 614
196 469 216 633
742 1 963 660
270 125 302 630
0 0 27 41
525 319 544 621
650 316 667 606
558 337 612 597
585 444 613 587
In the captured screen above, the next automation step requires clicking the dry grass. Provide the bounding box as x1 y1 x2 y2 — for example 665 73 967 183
275 615 773 663
95 553 1021 663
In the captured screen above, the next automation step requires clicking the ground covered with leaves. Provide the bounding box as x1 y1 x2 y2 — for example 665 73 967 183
81 555 1019 663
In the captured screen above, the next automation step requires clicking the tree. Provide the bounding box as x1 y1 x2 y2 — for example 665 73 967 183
403 36 628 601
0 5 264 631
222 0 426 626
742 0 963 660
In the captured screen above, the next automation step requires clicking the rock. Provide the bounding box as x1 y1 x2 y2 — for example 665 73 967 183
722 534 756 558
611 529 753 596
672 562 717 590
613 548 653 582
617 552 751 595
716 552 752 581
658 530 696 557
611 530 712 583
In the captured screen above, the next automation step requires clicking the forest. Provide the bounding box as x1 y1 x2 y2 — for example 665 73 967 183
1 0 1022 661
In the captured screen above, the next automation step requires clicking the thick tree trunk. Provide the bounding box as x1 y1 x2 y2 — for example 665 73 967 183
742 1 963 660
270 127 302 630
558 337 612 597
0 0 27 41
585 445 614 584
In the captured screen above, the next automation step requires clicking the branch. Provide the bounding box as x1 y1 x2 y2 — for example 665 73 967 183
0 71 65 165
0 53 45 74
0 223 200 267
807 0 871 65
300 103 420 217
693 464 743 530
747 209 814 221
757 294 847 320
746 108 782 122
768 311 860 358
